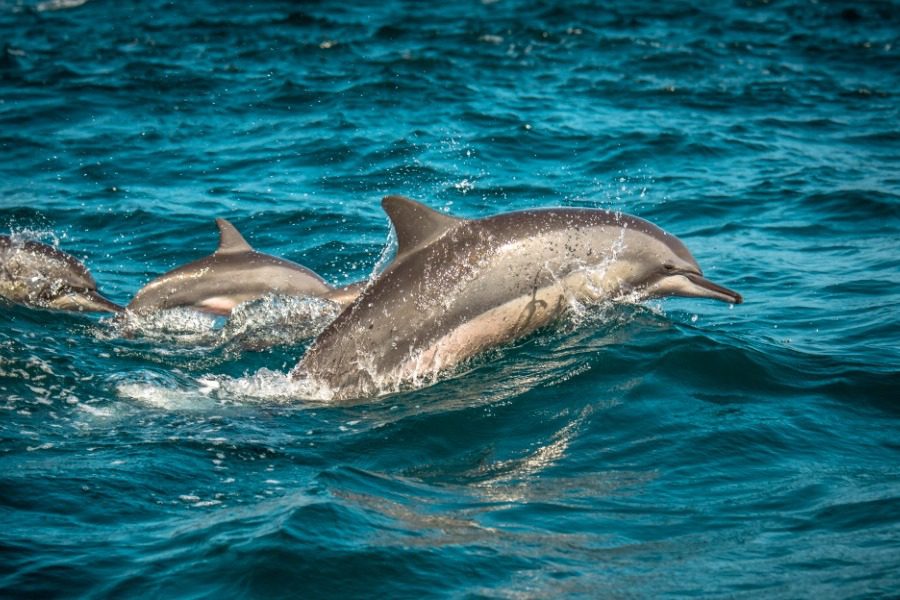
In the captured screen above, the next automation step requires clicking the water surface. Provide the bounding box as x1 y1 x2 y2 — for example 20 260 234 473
2 0 899 597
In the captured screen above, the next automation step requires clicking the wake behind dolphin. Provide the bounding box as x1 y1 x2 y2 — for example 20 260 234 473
292 196 742 401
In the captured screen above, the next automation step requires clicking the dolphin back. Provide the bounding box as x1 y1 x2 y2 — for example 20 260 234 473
126 218 344 315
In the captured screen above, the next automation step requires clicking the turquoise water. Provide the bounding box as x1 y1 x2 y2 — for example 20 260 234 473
2 0 899 597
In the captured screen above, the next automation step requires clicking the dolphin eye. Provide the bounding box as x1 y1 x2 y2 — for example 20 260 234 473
663 263 676 272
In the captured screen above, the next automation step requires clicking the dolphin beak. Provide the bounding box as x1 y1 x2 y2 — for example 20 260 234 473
54 290 125 313
86 291 126 313
681 273 743 304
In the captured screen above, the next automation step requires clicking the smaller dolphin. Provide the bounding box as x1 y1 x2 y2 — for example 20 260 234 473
0 235 123 313
127 218 361 315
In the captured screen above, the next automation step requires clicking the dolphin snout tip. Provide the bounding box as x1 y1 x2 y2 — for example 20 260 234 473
681 273 743 305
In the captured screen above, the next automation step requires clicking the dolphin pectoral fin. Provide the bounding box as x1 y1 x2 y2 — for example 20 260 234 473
196 297 238 315
681 273 743 304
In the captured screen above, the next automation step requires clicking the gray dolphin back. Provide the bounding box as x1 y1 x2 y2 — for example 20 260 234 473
126 218 344 315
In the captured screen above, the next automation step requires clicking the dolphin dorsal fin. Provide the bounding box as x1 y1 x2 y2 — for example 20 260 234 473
381 196 461 261
215 218 254 254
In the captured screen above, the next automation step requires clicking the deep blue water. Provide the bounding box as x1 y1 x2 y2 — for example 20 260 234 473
2 0 899 597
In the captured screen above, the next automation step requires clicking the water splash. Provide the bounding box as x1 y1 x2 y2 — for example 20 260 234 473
307 297 647 405
101 294 341 353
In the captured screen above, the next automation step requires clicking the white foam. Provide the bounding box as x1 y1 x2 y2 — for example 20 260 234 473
35 0 89 11
116 376 217 411
101 294 341 352
113 366 333 410
199 369 335 404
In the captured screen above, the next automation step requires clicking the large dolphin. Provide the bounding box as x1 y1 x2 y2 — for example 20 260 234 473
0 235 123 313
293 196 743 401
127 218 362 315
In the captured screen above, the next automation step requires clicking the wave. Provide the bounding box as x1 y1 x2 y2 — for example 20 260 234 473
799 190 900 222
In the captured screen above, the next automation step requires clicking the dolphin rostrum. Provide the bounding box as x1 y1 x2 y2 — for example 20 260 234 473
0 235 123 313
127 218 362 315
292 196 742 401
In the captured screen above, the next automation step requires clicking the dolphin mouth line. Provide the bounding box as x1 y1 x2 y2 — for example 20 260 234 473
684 273 743 304
76 289 125 313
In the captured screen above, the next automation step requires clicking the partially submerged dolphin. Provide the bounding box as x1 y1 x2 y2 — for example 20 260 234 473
127 218 361 315
293 196 742 401
0 235 123 313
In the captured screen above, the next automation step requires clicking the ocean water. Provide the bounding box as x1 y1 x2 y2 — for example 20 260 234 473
2 0 899 596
